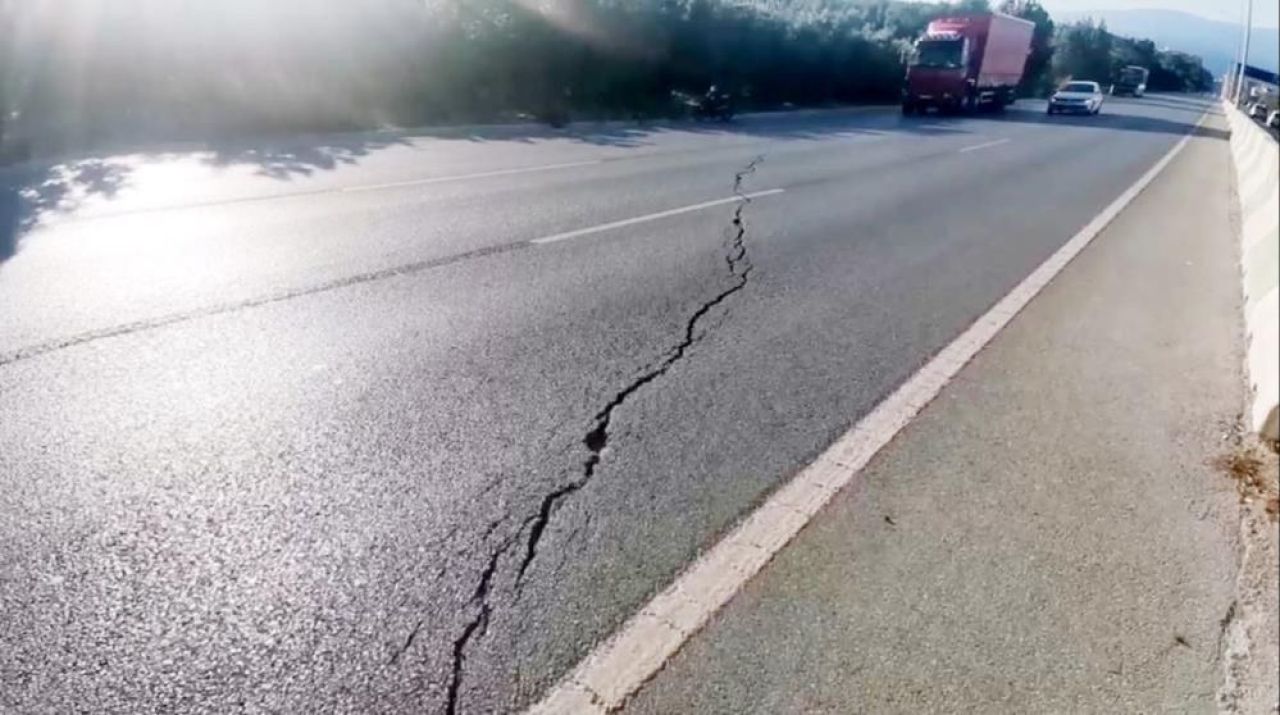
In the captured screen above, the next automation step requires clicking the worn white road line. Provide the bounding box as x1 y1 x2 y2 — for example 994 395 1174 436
527 113 1208 715
530 189 785 245
340 160 602 192
958 137 1012 153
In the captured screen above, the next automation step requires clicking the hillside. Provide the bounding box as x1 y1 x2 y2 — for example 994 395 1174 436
1058 8 1279 76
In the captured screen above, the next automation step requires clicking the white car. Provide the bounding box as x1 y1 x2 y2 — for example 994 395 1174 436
1268 110 1279 129
1248 102 1269 119
1048 81 1104 115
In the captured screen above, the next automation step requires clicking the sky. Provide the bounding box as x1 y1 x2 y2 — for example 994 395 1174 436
1037 0 1280 27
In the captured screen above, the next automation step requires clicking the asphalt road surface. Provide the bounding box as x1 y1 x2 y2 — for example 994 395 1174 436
0 94 1218 713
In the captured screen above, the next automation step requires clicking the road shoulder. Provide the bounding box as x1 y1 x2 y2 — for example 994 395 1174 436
623 114 1265 713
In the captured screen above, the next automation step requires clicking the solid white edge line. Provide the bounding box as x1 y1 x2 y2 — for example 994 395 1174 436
527 112 1209 715
958 137 1012 153
340 160 602 192
530 189 786 245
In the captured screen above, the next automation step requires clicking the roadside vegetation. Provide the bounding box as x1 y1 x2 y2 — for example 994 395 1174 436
0 0 1216 161
1051 15 1215 95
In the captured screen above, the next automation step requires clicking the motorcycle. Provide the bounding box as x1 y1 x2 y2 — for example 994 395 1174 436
672 88 735 122
694 87 735 122
693 95 734 122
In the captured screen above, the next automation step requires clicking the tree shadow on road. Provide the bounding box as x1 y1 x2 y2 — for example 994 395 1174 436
198 132 412 180
402 106 968 149
0 109 963 264
0 132 412 264
3 98 1213 266
1 159 131 264
488 98 1226 149
981 104 1230 141
1107 94 1222 114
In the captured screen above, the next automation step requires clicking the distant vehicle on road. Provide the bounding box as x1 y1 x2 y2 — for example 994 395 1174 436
1048 81 1105 115
1111 65 1149 97
901 12 1034 115
1248 102 1269 119
693 86 735 122
1268 109 1279 129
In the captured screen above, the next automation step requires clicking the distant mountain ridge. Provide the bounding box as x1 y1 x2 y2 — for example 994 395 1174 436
1057 8 1279 76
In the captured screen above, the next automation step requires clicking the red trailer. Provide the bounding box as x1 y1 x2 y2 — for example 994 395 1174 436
902 13 1034 115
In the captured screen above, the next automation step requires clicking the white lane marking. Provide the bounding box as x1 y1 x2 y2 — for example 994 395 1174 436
958 137 1012 153
530 189 785 245
340 160 602 192
528 112 1208 715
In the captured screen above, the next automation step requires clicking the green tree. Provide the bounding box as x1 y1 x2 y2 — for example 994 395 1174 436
1053 20 1113 85
1153 50 1213 92
0 0 15 152
1050 19 1213 94
0 0 1217 153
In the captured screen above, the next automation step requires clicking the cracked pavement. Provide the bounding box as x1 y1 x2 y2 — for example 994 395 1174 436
448 157 765 713
626 107 1260 714
0 96 1237 712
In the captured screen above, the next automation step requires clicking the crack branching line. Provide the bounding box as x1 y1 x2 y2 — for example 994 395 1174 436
1216 599 1239 666
513 156 765 589
443 532 519 715
388 620 424 666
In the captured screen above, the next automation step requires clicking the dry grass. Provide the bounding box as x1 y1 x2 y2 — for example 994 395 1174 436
1212 443 1280 521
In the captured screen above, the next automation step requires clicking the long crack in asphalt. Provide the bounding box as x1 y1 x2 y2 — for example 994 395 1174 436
442 156 766 713
514 154 764 587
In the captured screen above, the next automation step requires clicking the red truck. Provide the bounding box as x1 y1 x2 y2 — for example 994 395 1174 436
901 13 1034 115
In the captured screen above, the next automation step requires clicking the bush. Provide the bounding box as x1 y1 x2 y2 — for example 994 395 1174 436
0 0 1216 156
1 0 950 149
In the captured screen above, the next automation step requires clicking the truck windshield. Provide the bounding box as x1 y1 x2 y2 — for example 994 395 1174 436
912 40 964 69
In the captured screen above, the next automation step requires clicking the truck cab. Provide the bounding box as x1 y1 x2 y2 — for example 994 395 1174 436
905 31 970 111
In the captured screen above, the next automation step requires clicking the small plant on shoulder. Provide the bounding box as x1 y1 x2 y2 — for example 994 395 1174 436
1211 442 1280 521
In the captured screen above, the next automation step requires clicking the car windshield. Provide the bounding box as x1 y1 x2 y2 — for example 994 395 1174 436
912 39 964 69
1061 83 1097 93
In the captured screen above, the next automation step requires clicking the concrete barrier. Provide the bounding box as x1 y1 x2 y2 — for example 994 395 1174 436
1224 102 1279 440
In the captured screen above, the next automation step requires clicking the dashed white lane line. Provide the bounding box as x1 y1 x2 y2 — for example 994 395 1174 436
340 160 603 192
527 113 1207 715
530 189 785 245
958 137 1012 153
